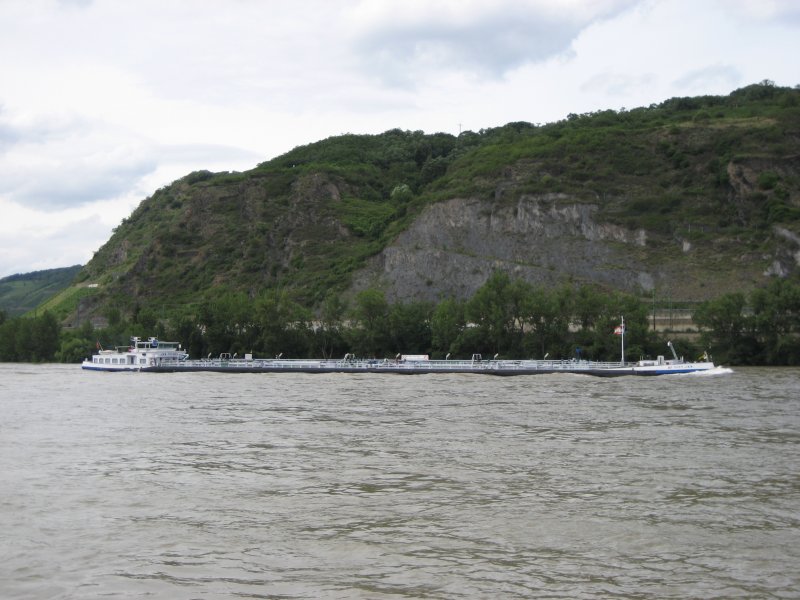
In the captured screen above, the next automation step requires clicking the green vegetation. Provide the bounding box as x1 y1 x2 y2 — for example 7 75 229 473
68 82 800 327
0 266 82 317
36 284 99 323
0 274 686 363
694 278 800 365
77 128 462 312
3 272 799 365
337 196 397 238
5 82 800 369
0 310 62 362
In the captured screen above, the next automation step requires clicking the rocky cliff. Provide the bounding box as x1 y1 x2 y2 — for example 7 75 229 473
350 190 798 303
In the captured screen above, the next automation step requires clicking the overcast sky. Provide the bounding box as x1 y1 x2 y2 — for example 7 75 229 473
0 0 798 279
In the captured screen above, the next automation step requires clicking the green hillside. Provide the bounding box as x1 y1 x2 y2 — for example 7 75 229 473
67 82 799 325
0 266 82 317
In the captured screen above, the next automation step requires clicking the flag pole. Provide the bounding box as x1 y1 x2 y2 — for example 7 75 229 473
621 315 625 365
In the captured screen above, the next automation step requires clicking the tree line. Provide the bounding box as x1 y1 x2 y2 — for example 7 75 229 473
693 278 800 365
1 273 799 365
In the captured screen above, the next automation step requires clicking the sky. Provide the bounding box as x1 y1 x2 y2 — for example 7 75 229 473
0 0 798 279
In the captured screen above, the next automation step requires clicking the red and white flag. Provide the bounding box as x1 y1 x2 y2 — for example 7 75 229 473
613 325 624 336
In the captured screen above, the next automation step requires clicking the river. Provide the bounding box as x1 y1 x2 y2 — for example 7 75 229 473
0 364 798 599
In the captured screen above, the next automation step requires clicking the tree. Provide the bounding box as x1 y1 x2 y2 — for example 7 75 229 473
349 288 390 356
572 285 603 331
388 301 432 355
255 289 311 357
465 272 506 354
131 305 159 334
465 272 532 356
390 183 413 204
316 293 348 358
197 292 250 357
57 321 96 363
31 312 60 361
431 298 466 357
0 318 19 360
749 279 800 364
693 292 753 364
168 317 204 359
0 312 61 362
522 286 571 359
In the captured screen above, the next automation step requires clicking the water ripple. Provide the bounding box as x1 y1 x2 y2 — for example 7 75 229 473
0 365 798 598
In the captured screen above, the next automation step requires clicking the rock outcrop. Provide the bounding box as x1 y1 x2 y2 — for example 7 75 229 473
351 194 658 302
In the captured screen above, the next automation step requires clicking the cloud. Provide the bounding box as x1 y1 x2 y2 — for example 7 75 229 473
0 110 157 209
0 125 20 153
158 143 263 168
0 121 260 211
347 0 638 84
1 158 156 210
580 73 657 98
0 195 133 277
673 65 742 95
722 0 800 23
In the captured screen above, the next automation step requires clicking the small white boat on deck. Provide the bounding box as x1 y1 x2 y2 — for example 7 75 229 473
599 341 715 376
81 337 188 372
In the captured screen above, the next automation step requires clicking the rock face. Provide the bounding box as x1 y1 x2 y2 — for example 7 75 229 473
351 194 657 302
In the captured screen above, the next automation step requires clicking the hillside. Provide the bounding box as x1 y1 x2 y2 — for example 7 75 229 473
64 82 800 325
0 266 82 317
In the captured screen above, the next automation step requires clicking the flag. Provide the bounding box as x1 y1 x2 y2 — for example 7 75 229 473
613 325 624 336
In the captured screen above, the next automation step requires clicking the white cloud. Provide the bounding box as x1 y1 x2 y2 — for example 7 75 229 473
673 66 742 95
0 0 798 278
0 195 136 275
0 119 157 209
724 0 800 22
347 0 639 83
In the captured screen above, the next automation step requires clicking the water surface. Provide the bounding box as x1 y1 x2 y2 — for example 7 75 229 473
1 365 798 598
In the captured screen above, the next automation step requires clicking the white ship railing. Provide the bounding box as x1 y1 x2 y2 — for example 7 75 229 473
154 357 629 371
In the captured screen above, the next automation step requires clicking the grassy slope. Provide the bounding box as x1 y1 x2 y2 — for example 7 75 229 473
0 266 82 317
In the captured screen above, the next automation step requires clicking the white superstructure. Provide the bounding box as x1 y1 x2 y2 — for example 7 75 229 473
81 337 188 371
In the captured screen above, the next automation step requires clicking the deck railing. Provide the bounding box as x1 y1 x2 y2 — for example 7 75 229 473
154 357 628 371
